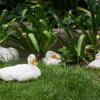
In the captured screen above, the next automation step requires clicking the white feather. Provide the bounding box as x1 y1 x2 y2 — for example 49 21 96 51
0 47 19 62
43 51 61 65
0 54 41 81
88 52 100 68
89 59 100 68
43 57 61 65
8 47 19 60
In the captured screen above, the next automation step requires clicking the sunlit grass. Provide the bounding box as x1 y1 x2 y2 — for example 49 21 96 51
0 61 100 100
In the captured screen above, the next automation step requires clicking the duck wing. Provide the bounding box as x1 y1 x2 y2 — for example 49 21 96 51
89 60 100 68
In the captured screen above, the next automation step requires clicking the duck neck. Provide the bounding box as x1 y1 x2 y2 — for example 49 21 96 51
28 62 35 66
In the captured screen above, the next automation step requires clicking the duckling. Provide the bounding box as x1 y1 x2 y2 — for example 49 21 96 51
0 47 19 62
89 52 100 68
0 54 41 81
43 51 61 65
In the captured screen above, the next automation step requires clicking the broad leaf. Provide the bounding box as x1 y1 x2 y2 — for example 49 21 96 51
77 34 85 57
43 30 51 39
28 33 39 52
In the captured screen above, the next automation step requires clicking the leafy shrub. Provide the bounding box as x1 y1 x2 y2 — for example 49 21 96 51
0 9 14 45
0 0 25 11
77 0 100 57
8 4 58 55
55 0 100 64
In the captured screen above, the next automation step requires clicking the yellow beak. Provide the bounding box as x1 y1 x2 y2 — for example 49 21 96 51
32 59 37 65
95 56 100 59
51 54 60 60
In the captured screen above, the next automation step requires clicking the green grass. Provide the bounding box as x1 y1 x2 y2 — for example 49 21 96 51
0 62 100 100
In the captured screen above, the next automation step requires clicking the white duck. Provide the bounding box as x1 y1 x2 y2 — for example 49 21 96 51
0 47 12 62
8 47 19 60
0 54 41 81
43 51 61 65
0 47 19 62
89 52 100 68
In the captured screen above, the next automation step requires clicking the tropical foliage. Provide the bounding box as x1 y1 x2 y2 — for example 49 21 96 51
53 0 100 63
8 4 57 55
0 0 99 64
0 9 14 45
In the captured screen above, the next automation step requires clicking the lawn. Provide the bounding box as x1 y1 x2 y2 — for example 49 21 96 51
0 62 100 100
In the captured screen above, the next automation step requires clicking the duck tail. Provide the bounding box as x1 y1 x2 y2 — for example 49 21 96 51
0 69 2 78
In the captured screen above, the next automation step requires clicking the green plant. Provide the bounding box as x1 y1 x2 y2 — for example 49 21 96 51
47 0 80 13
76 0 100 59
53 0 100 64
0 9 14 45
8 4 58 55
0 0 25 10
50 11 86 64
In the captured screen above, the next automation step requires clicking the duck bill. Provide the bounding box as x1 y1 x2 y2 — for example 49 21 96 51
32 59 37 65
51 54 60 60
95 56 100 59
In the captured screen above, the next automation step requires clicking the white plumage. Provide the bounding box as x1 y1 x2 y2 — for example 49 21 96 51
0 54 41 81
43 51 61 65
88 52 100 68
8 47 19 60
0 47 19 62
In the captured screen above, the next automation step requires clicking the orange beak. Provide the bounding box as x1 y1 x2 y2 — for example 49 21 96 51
95 56 100 59
51 54 60 60
32 59 37 65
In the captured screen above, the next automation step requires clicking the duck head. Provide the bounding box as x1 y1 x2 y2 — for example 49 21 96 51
95 52 100 59
46 51 61 60
27 54 37 65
